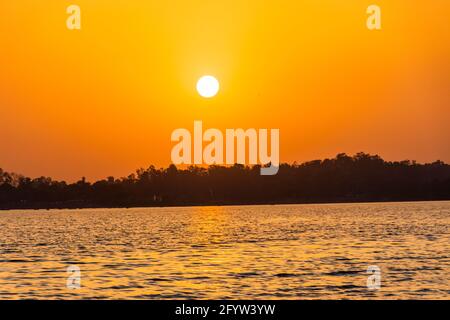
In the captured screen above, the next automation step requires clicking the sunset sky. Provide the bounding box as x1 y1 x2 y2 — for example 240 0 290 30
1 1 449 181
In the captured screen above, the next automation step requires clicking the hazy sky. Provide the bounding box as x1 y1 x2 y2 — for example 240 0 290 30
1 1 449 181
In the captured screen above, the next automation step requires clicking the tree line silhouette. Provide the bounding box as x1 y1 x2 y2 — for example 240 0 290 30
1 153 449 209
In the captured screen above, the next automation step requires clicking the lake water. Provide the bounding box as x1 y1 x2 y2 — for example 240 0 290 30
0 201 449 299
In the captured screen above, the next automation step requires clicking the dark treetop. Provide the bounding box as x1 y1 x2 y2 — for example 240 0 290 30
1 153 449 210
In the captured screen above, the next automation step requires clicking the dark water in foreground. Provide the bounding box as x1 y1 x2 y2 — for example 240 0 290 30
0 201 449 299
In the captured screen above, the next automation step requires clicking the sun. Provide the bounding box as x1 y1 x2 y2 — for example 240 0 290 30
197 75 219 98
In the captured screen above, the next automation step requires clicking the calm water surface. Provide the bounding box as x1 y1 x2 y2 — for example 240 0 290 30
0 201 449 299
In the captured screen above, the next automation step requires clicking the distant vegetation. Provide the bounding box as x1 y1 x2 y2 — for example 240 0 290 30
1 153 449 209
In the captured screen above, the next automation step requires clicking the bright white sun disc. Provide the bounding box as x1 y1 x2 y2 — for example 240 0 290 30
197 75 219 98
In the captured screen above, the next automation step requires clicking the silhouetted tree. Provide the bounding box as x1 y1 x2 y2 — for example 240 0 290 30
0 153 449 209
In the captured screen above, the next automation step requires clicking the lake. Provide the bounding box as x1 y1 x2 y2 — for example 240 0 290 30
0 201 449 299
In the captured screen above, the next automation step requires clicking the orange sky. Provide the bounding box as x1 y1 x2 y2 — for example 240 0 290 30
0 1 449 181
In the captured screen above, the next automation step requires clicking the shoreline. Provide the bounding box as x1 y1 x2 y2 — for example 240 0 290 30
1 197 449 211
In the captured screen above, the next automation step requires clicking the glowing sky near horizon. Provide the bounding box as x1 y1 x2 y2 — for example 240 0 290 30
0 0 449 181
